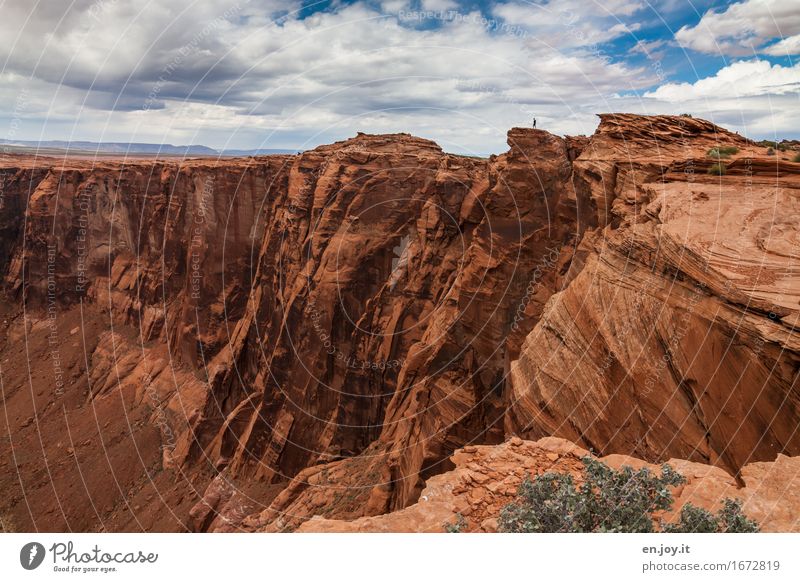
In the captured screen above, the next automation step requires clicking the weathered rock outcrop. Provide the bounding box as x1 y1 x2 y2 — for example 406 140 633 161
507 114 800 477
1 113 798 533
293 437 800 533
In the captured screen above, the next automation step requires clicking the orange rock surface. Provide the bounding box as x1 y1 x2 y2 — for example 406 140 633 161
294 437 800 532
0 114 797 532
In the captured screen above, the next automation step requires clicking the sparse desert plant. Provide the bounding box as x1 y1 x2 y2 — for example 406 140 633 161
717 498 761 532
707 146 739 159
758 140 788 151
490 457 760 533
444 513 467 533
497 457 685 533
793 152 800 162
766 148 775 156
708 162 727 176
664 503 719 533
679 113 693 118
663 499 759 533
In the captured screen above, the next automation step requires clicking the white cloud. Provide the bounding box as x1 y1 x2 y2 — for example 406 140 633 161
644 59 800 101
762 34 800 56
675 0 800 55
612 89 800 141
0 0 657 153
1 0 796 154
631 58 800 140
492 0 644 48
421 0 458 11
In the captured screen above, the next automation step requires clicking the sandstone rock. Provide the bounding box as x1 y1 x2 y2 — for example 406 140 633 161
0 114 797 533
296 437 800 532
508 115 800 475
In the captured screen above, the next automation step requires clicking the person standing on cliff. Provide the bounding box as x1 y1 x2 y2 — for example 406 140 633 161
532 117 537 128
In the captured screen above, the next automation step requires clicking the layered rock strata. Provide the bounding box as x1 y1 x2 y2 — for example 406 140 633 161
1 114 797 532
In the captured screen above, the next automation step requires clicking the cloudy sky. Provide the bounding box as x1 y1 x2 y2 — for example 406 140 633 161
1 0 798 154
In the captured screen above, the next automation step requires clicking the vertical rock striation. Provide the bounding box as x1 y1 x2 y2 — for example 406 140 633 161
1 114 798 532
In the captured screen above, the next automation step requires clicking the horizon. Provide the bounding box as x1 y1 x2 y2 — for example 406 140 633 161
1 1 798 156
2 112 795 159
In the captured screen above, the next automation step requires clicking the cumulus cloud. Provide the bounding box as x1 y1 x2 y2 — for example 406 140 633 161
421 0 458 10
0 0 659 153
0 0 797 153
674 0 800 55
634 59 800 139
762 34 800 56
492 0 644 48
645 59 800 101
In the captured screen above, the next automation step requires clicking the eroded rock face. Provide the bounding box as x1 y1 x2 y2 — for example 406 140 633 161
507 114 800 477
292 437 800 533
184 128 592 523
1 114 798 533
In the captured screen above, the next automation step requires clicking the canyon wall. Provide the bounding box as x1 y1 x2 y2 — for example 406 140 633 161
0 114 797 532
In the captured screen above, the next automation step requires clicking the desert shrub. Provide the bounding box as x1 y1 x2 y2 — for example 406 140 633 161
793 152 800 162
664 499 759 533
664 503 719 533
444 513 467 533
498 457 685 533
707 146 739 159
766 148 775 156
497 472 582 533
494 457 760 533
717 498 761 532
680 113 693 118
708 162 727 176
758 140 788 151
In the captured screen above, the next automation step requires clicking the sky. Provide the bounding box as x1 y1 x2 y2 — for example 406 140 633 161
1 0 798 155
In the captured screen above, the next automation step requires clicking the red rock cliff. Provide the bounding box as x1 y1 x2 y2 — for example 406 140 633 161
0 114 797 532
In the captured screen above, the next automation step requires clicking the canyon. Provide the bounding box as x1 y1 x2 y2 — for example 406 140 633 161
0 114 798 532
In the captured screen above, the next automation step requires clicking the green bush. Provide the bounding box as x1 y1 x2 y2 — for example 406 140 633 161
497 457 684 533
758 140 787 151
707 146 739 159
708 162 727 176
664 503 719 533
718 498 761 533
664 499 759 533
493 457 759 533
793 152 800 162
766 148 775 156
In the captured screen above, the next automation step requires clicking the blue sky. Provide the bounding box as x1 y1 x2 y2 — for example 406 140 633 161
1 0 798 154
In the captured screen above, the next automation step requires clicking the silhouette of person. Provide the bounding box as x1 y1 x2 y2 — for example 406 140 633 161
533 117 537 129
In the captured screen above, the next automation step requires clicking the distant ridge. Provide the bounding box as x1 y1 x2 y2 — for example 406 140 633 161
0 138 299 157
